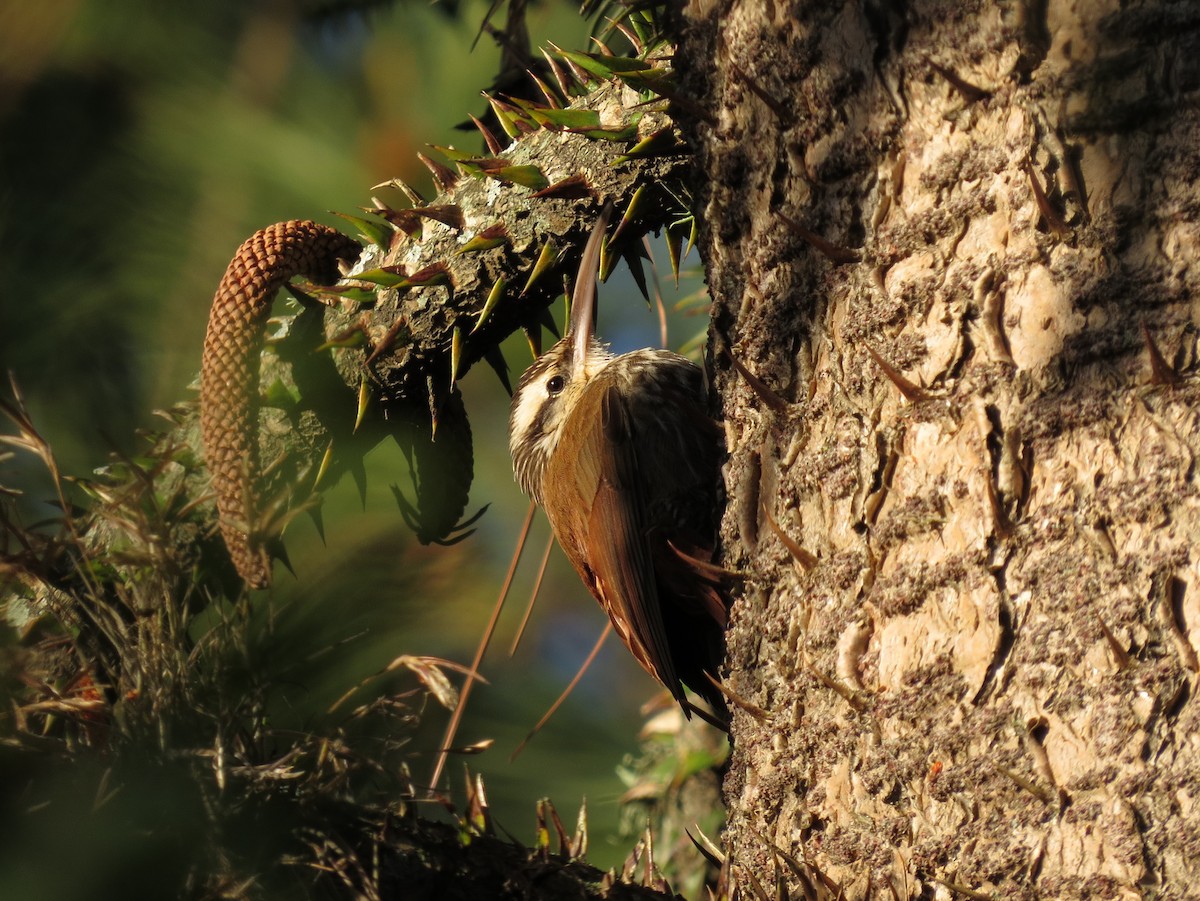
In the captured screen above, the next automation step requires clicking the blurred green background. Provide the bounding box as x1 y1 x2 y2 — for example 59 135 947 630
0 0 711 893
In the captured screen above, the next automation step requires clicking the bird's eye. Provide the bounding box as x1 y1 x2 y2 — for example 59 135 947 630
546 375 566 396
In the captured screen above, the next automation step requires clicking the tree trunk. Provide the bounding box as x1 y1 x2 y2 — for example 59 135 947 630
679 0 1200 895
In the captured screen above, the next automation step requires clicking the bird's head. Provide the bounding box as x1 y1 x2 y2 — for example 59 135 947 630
509 203 614 503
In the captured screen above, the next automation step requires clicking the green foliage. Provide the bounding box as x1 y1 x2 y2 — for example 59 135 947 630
0 391 430 894
618 709 728 901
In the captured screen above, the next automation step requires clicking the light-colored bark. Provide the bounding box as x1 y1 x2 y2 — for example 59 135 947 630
680 1 1200 895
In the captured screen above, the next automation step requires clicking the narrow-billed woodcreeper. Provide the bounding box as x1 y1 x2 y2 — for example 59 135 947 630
508 204 728 721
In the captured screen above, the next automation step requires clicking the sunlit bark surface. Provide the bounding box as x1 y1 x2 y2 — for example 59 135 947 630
679 1 1200 895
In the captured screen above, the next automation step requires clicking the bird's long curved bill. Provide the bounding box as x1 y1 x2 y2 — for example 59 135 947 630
568 201 614 374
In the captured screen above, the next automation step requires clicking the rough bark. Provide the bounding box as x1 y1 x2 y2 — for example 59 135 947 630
679 0 1200 896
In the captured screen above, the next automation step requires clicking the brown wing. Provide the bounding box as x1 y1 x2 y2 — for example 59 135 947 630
543 377 683 701
587 384 683 699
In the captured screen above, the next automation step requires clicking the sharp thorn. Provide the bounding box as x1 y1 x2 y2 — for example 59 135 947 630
523 324 543 359
484 93 521 140
731 63 795 125
927 57 991 102
666 225 684 285
721 344 790 414
349 460 367 510
306 504 326 543
354 377 371 433
450 326 464 389
778 212 861 264
531 174 593 200
571 799 588 859
589 35 614 56
522 241 559 296
470 114 504 155
1023 157 1070 238
527 69 562 108
1142 321 1183 386
536 305 560 340
761 503 818 568
686 826 726 869
472 276 505 335
313 441 335 491
268 536 294 579
610 184 646 245
484 345 513 396
541 48 576 97
622 246 650 304
417 153 459 194
864 342 928 401
609 18 643 54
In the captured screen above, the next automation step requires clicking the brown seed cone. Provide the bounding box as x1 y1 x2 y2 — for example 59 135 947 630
200 220 360 588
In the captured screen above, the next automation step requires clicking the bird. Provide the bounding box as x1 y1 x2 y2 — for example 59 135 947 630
507 203 729 724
